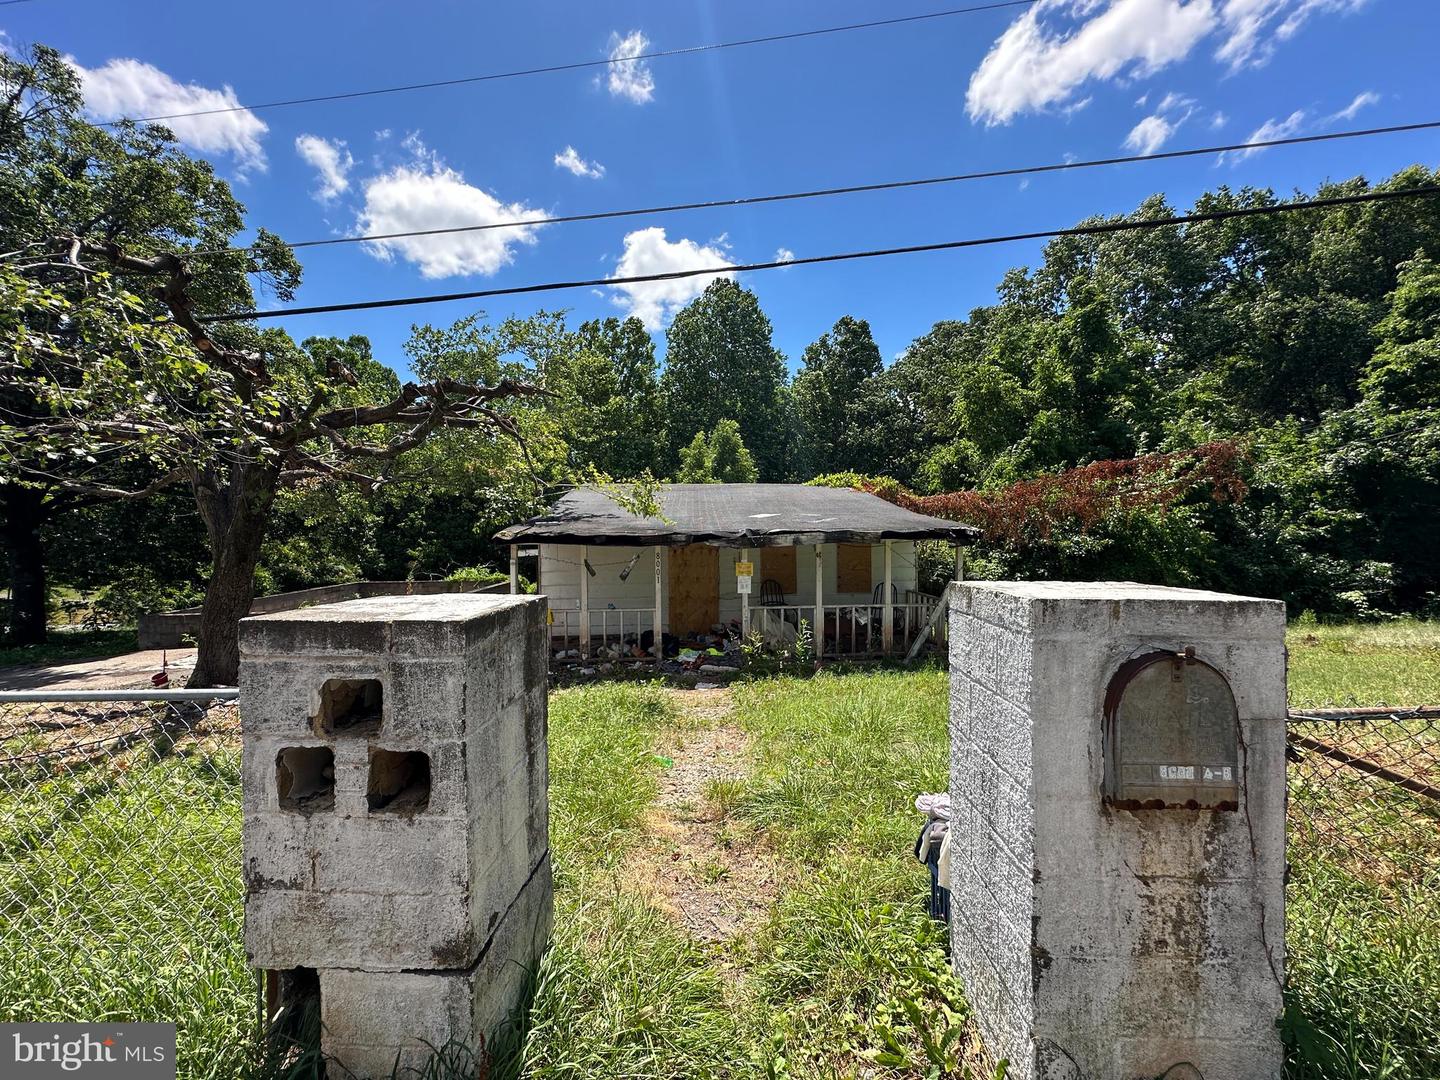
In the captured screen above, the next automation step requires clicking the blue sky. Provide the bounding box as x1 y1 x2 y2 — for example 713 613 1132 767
5 0 1439 375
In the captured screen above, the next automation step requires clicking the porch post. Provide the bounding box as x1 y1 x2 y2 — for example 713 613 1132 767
955 543 965 581
652 547 663 660
740 546 751 641
578 543 591 659
882 540 894 654
813 544 824 658
509 544 519 594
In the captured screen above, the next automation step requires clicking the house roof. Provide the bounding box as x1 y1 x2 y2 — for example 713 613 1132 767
495 484 979 547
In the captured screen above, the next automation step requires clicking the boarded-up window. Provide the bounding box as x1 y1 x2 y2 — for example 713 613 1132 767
761 546 797 595
836 544 872 594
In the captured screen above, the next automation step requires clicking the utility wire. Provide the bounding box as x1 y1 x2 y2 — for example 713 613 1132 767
187 119 1440 259
101 1 1036 126
201 185 1440 323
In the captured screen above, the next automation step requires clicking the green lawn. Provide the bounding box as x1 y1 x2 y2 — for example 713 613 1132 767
1 625 1436 1079
1287 619 1440 708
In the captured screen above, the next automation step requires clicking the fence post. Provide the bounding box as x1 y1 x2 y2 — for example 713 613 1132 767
946 582 1286 1078
239 594 552 1078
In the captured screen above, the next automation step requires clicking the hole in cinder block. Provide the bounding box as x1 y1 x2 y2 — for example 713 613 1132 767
265 966 321 1049
314 678 383 736
276 746 335 813
367 748 431 814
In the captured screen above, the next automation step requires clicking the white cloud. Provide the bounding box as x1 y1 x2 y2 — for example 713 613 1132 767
606 30 655 104
1211 110 1229 129
966 0 1215 126
607 227 733 329
68 56 268 172
1216 0 1368 70
356 141 541 278
553 145 606 179
1224 108 1307 162
774 247 796 263
1328 89 1379 123
1124 89 1197 154
294 134 353 202
967 0 1370 125
1125 113 1179 154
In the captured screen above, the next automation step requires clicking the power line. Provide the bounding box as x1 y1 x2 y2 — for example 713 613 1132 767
188 119 1440 259
100 1 1036 126
201 184 1440 323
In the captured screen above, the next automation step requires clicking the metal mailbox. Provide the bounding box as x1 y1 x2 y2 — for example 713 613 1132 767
1103 649 1240 810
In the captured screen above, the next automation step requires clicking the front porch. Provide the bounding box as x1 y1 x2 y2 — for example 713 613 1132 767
511 540 955 664
495 484 978 667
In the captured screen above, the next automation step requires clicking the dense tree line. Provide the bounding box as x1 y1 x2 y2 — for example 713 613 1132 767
5 34 1440 667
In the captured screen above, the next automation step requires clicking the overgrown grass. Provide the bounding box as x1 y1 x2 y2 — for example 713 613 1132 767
1287 619 1440 708
518 669 973 1079
0 741 249 1080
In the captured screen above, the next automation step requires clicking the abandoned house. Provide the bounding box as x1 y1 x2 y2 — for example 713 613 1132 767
495 483 978 661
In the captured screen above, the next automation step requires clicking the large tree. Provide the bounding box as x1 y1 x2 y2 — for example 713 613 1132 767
0 45 546 683
791 315 883 478
659 280 791 478
0 44 298 644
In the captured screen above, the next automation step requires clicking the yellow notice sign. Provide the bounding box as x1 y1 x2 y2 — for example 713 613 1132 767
735 561 754 577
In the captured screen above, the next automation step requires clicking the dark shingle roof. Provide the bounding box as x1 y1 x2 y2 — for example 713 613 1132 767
495 484 977 547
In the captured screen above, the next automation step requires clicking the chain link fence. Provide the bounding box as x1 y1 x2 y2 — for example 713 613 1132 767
0 690 250 1080
1285 706 1440 882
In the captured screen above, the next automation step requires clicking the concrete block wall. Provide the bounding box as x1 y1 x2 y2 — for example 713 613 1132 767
949 582 1287 1080
239 593 552 1076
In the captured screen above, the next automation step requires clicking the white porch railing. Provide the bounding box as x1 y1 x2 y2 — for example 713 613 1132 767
548 591 948 664
751 594 945 659
548 607 659 661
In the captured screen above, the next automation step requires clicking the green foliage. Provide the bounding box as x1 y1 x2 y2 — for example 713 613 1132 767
88 568 201 628
661 280 791 479
675 419 759 483
791 316 884 476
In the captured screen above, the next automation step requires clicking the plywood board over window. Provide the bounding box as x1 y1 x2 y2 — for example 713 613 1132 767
760 546 797 597
668 544 719 635
837 543 872 594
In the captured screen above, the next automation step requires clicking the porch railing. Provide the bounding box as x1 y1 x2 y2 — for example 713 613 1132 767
547 591 949 663
548 607 659 662
751 596 945 659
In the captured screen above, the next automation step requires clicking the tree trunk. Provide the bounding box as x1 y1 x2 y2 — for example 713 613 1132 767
2 485 49 645
187 464 280 688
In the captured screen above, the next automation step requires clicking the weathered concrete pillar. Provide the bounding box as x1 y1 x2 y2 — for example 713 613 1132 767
239 594 552 1078
948 582 1286 1080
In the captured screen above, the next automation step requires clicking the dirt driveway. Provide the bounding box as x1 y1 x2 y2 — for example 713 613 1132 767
0 648 198 692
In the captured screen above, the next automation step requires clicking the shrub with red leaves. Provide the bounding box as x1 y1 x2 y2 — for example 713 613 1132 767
853 441 1248 546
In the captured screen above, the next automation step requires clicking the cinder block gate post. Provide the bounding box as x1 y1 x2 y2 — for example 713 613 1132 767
239 594 552 1078
947 582 1287 1080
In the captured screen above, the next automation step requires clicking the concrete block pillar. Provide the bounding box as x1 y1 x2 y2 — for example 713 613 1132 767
238 594 552 1078
947 582 1286 1080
